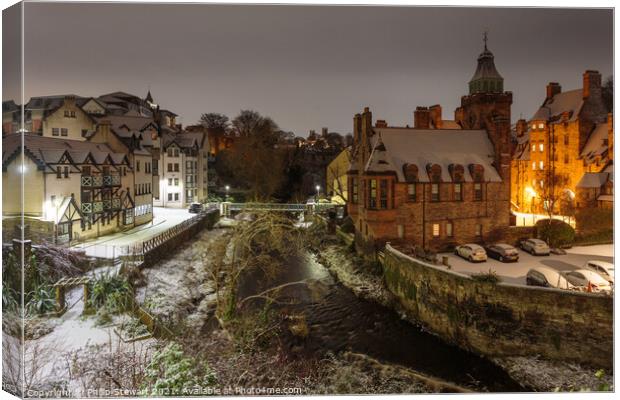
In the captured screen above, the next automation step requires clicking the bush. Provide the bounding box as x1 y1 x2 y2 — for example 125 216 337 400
535 219 575 248
142 342 217 396
88 273 134 313
340 216 355 234
471 269 501 284
575 207 612 234
25 284 57 315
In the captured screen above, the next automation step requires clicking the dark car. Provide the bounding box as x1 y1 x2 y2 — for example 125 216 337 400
188 202 204 213
484 243 519 262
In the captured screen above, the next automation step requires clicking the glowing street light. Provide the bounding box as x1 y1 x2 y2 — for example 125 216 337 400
225 185 230 201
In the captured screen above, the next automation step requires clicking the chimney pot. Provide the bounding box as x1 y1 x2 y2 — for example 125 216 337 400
414 107 430 129
546 82 561 100
583 70 602 99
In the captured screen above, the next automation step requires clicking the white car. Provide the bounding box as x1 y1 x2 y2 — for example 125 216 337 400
520 238 551 256
583 260 614 284
455 244 487 262
564 269 612 292
526 266 574 290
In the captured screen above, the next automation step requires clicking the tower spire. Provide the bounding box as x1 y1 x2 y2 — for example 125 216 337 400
483 29 488 51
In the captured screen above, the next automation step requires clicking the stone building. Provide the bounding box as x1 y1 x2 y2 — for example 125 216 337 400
511 70 613 215
347 40 513 251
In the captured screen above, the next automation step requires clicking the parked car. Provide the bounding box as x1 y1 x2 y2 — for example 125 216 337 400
188 202 204 213
583 260 614 284
520 238 550 256
455 244 487 262
564 269 612 292
484 243 519 262
526 266 574 290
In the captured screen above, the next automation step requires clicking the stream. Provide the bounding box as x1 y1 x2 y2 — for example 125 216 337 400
239 251 527 392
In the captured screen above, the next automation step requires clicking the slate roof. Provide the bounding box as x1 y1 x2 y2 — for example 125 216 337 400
2 133 128 172
576 172 611 188
531 89 583 122
369 127 502 182
581 123 609 162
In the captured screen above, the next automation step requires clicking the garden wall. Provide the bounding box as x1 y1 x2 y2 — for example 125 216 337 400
383 244 613 369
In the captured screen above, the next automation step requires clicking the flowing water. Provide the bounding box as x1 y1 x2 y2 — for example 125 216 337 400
241 252 527 392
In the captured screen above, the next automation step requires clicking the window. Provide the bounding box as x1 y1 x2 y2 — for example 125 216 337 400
475 224 482 237
539 180 544 188
168 193 173 201
56 166 62 178
167 163 173 172
174 193 179 201
64 110 70 117
136 161 140 172
446 222 453 237
539 142 544 152
174 148 179 157
407 184 416 202
369 179 377 208
531 143 536 152
564 154 569 164
379 180 388 209
564 135 569 146
52 128 60 136
174 163 179 172
538 123 544 129
61 128 68 136
63 166 69 178
539 161 544 170
532 162 537 171
352 179 358 203
167 148 174 157
474 183 483 201
82 129 88 136
431 183 439 202
454 183 462 201
432 224 440 237
168 178 173 185
174 178 179 186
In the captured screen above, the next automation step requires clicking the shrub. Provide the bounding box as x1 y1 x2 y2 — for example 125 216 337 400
25 284 57 315
88 273 133 313
471 269 501 284
535 219 575 248
340 216 355 234
142 342 217 396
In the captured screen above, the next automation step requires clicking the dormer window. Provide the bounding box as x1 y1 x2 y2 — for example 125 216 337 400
403 163 418 182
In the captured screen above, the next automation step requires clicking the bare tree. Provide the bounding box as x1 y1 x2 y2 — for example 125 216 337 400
199 113 230 132
536 171 571 221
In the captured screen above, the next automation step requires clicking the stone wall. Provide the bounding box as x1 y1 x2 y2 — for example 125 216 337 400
383 244 613 368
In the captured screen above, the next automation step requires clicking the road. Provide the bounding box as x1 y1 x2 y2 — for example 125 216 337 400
441 244 613 285
71 207 196 258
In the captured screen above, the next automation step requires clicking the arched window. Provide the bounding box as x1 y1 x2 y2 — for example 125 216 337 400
403 163 419 182
426 163 442 182
448 164 465 182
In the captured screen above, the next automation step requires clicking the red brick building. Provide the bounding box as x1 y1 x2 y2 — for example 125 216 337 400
347 41 513 251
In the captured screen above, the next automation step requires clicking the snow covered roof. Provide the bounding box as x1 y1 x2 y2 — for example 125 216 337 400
364 137 399 174
370 127 502 182
576 172 611 188
581 123 609 162
531 89 583 122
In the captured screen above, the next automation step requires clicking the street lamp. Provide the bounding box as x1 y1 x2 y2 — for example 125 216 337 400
315 185 321 200
225 185 230 202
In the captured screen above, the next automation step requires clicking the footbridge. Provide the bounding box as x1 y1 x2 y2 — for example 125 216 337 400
219 202 339 216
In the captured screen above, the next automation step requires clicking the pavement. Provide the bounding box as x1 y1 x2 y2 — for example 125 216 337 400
440 244 614 286
71 207 196 258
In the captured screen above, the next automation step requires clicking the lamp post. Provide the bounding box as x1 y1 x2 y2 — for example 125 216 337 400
315 185 321 201
225 185 230 202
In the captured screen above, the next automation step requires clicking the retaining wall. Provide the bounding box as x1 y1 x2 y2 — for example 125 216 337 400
383 244 613 368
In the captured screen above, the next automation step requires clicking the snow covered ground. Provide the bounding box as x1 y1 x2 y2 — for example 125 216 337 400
71 207 196 258
441 244 613 285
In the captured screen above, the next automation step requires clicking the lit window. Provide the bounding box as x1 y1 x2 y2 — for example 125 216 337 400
538 123 544 129
407 184 416 201
369 179 377 208
540 180 544 188
446 222 453 237
474 183 483 201
539 161 544 170
532 162 536 171
432 224 440 237
454 183 462 201
539 143 544 152
475 224 482 236
352 179 359 203
431 183 440 202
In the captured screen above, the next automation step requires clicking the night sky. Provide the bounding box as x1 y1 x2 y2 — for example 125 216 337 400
4 3 614 135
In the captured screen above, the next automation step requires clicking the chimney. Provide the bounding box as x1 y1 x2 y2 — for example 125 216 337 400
429 104 442 129
583 70 602 99
375 119 388 128
414 107 430 129
321 127 328 137
64 95 76 107
546 82 561 100
515 119 528 137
